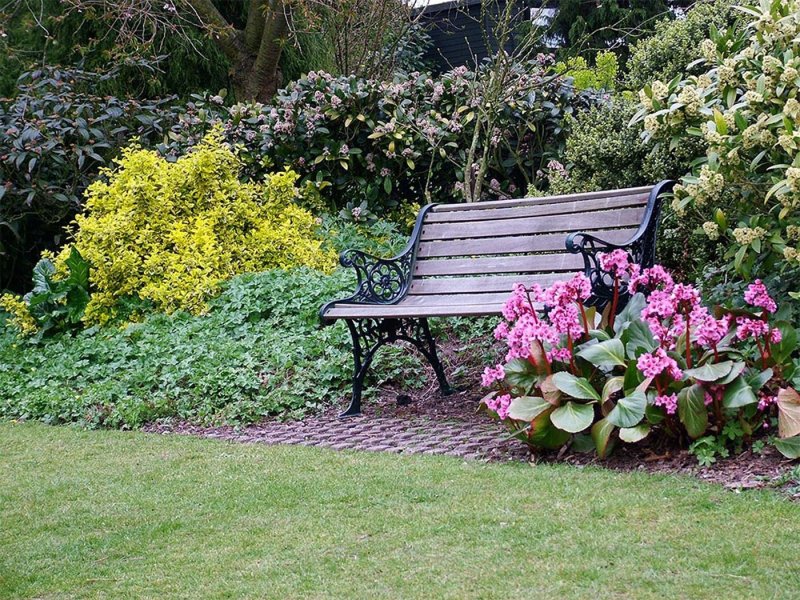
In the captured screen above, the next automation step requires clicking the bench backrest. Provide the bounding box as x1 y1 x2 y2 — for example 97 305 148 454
405 185 655 306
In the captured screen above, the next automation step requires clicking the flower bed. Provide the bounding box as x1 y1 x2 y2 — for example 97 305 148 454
481 252 800 464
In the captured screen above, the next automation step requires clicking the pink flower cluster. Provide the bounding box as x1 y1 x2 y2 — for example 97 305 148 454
637 347 683 380
744 279 777 314
486 393 512 420
653 393 678 415
481 364 505 387
598 249 633 277
496 274 592 363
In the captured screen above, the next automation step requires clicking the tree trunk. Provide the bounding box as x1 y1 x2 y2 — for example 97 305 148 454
190 0 288 102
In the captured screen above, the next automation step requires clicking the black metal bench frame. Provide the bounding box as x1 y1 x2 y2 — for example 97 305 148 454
320 180 674 417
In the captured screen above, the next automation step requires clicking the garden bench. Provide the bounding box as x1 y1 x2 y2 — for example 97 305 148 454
320 180 674 416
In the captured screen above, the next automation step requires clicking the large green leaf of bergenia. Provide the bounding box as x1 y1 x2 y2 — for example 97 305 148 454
503 358 537 394
591 417 616 458
577 338 626 369
722 375 758 409
678 384 708 439
551 401 595 433
684 361 735 383
613 292 647 336
528 408 571 449
619 423 650 443
552 372 601 401
774 435 800 459
508 396 552 422
607 390 647 428
623 319 658 358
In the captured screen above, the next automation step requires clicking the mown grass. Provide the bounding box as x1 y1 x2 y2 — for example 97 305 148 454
1 422 798 599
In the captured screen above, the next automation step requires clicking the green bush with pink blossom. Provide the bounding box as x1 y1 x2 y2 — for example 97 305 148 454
480 251 800 463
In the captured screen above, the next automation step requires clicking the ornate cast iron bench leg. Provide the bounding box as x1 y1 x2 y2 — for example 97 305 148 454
341 317 453 417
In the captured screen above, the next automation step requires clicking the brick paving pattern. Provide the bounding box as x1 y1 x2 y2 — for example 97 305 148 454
147 414 529 462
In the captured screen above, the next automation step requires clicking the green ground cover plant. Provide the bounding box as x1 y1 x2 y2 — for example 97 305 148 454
2 422 800 599
0 267 425 427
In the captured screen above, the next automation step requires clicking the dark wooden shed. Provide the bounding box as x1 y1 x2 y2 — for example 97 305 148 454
418 0 554 72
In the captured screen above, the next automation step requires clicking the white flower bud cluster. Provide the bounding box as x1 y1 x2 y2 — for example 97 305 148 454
733 227 767 245
703 221 720 240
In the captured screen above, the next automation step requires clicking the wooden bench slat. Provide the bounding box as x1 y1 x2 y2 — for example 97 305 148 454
408 273 565 295
323 302 506 319
424 194 648 223
413 252 584 277
399 291 515 306
420 207 645 241
430 186 653 212
416 228 638 258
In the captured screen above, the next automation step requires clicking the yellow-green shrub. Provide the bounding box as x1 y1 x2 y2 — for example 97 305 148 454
58 131 336 324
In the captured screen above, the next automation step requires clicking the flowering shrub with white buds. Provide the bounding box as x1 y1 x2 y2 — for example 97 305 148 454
634 0 800 291
481 250 800 461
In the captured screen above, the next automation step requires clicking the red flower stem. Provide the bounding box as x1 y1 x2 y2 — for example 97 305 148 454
525 290 538 322
567 335 577 375
755 337 767 369
608 276 619 330
684 308 692 369
578 301 590 338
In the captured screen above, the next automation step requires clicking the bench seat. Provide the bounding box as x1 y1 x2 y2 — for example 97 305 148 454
320 181 673 416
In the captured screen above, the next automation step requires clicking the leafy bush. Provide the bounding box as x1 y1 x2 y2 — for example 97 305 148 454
0 268 425 428
0 66 177 291
635 0 800 289
2 132 336 332
625 0 739 92
158 62 585 213
545 98 709 279
480 254 800 461
555 51 619 91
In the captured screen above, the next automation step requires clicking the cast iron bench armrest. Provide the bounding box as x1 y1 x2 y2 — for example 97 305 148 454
320 204 437 317
335 247 415 305
565 180 674 307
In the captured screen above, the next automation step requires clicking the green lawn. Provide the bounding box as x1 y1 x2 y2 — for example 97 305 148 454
1 423 799 599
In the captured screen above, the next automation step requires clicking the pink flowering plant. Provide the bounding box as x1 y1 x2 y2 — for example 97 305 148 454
481 251 800 461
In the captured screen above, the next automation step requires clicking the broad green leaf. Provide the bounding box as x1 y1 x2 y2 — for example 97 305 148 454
623 361 644 395
678 384 708 439
613 292 647 335
719 361 746 385
774 435 800 459
777 387 800 439
623 319 658 357
722 375 758 409
31 259 56 295
591 417 616 458
602 376 624 402
551 401 595 433
607 390 647 428
503 359 537 393
619 423 650 444
571 433 596 453
684 361 734 383
577 338 626 369
64 247 90 289
508 396 552 422
619 424 650 443
528 408 571 449
552 372 600 401
747 368 773 393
